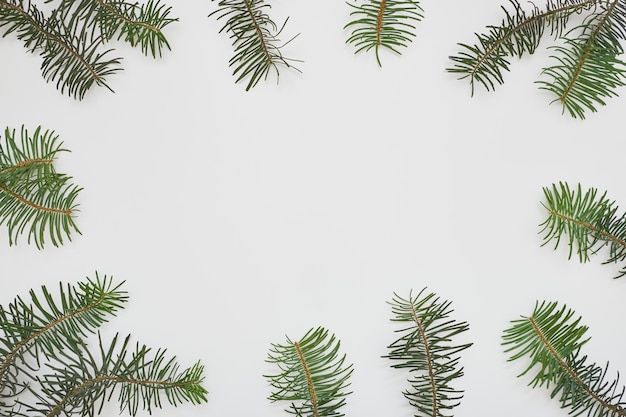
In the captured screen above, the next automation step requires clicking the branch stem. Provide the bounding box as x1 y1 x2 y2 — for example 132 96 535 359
411 301 438 417
294 341 319 417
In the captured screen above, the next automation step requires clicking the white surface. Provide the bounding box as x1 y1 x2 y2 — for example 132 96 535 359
2 1 626 416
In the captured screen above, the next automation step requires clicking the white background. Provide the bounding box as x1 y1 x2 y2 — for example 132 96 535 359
2 1 626 416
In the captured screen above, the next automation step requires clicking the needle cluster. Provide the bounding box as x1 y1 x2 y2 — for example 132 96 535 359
540 182 626 278
0 126 80 248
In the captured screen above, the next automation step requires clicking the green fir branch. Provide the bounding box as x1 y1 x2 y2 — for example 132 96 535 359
0 274 207 417
265 327 353 417
22 333 207 417
209 0 301 91
56 0 176 58
0 0 120 99
449 0 626 118
539 0 626 118
0 274 127 412
448 0 595 93
0 0 175 99
384 289 471 417
540 182 626 278
344 0 423 66
503 301 626 416
0 126 81 248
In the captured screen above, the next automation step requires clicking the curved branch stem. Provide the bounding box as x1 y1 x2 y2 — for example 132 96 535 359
0 291 108 386
470 0 597 80
46 374 193 417
0 183 72 215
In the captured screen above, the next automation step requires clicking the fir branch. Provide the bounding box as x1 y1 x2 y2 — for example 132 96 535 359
540 182 626 278
265 327 353 417
539 0 626 118
0 274 127 409
57 0 176 58
209 0 301 91
0 0 175 99
384 289 471 417
448 0 595 94
22 333 207 417
0 0 121 99
0 126 81 248
503 301 626 416
344 0 423 66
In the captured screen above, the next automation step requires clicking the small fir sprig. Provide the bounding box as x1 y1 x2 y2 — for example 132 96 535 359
264 326 353 417
0 0 176 99
384 289 471 417
0 126 81 248
0 273 208 416
503 300 626 416
448 0 626 118
344 0 423 66
540 182 626 278
209 0 301 91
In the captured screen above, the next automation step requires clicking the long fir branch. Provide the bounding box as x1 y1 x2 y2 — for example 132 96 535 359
448 0 596 93
26 334 207 417
0 275 127 406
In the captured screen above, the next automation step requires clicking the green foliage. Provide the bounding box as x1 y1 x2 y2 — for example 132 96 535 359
264 326 353 417
0 126 81 249
209 0 301 91
344 0 423 66
384 289 471 417
540 182 626 278
448 0 626 118
0 273 208 416
0 0 176 99
503 300 626 416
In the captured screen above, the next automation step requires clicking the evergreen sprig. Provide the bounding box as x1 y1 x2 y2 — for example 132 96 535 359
384 289 471 417
448 0 626 118
23 334 207 417
540 182 626 278
264 326 353 417
56 0 176 58
209 0 300 91
503 300 626 416
0 126 81 249
0 0 175 99
344 0 423 66
0 274 208 417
